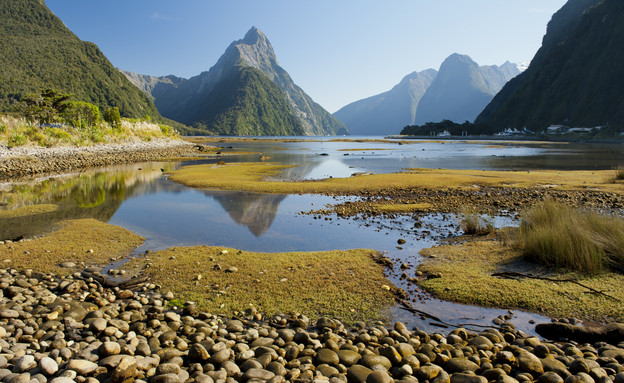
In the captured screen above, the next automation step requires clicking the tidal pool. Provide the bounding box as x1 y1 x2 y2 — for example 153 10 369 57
2 138 621 333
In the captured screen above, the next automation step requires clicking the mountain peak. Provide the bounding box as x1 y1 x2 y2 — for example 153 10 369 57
241 26 265 45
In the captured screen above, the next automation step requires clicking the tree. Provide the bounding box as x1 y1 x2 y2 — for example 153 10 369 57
103 107 121 131
62 101 100 129
18 88 73 124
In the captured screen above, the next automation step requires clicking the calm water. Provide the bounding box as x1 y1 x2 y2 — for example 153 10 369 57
2 138 623 333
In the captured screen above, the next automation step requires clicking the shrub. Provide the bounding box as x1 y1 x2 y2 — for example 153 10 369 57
516 200 624 274
103 107 122 131
7 132 26 148
615 166 624 181
25 126 48 146
459 206 494 235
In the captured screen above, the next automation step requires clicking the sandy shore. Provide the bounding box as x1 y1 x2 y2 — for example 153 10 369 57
0 139 211 180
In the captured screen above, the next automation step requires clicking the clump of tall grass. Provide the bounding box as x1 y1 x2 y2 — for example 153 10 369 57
516 200 624 274
459 206 494 235
613 166 624 182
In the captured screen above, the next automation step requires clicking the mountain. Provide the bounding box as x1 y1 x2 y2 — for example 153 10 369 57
124 27 346 136
333 69 437 136
476 0 624 130
0 0 160 119
414 54 520 125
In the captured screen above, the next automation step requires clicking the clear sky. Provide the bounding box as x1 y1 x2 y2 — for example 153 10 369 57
45 0 568 113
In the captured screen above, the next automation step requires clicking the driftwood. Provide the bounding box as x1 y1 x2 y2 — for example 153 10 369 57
536 322 624 344
397 299 502 331
79 270 149 289
492 271 622 302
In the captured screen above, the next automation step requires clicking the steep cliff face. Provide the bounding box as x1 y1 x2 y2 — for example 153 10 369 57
124 27 346 136
414 54 520 125
0 0 160 119
476 0 624 130
333 69 437 136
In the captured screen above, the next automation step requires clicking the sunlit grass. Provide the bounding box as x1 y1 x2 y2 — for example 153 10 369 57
418 239 624 321
1 218 144 274
516 200 624 274
125 246 396 324
0 114 179 148
168 161 623 195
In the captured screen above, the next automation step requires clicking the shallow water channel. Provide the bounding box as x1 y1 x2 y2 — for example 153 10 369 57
2 138 623 334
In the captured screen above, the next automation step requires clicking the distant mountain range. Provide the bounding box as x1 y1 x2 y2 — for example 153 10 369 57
476 0 624 130
124 27 346 136
334 54 519 135
0 0 161 120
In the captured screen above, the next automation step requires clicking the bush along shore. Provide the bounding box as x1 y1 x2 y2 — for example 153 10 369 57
1 268 624 383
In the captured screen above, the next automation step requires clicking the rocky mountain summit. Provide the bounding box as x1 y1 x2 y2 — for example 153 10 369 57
333 54 519 135
124 27 346 136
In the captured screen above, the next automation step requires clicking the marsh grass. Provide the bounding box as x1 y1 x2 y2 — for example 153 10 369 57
613 166 624 182
125 246 396 323
459 206 494 235
517 200 624 274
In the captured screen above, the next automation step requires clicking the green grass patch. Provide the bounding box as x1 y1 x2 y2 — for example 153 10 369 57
0 204 57 219
515 200 624 274
1 218 144 274
125 246 396 324
417 239 624 322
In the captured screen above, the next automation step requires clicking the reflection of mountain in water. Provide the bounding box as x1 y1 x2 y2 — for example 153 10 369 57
210 191 286 236
0 162 176 240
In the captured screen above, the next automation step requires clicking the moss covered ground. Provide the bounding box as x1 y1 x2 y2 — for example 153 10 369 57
0 218 144 274
126 246 397 324
417 238 624 322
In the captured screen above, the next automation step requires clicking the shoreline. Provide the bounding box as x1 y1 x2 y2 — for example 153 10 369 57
0 139 213 180
0 266 623 383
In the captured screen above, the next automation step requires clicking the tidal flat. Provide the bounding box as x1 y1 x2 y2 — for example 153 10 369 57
2 138 624 328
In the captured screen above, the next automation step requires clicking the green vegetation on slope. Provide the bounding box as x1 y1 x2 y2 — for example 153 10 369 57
476 0 624 131
190 67 305 136
0 0 161 119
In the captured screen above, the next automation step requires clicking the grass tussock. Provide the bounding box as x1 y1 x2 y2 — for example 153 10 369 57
418 239 624 322
516 200 624 274
125 247 396 324
0 114 179 148
614 166 624 182
459 206 494 235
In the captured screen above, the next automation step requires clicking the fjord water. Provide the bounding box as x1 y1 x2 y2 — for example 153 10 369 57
2 139 622 332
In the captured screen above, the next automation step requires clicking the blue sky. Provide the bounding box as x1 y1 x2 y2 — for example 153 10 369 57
46 0 567 113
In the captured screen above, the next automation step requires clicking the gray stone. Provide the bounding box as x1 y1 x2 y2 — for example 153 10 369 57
337 350 361 366
540 371 565 383
89 318 107 332
244 368 275 381
518 351 544 375
99 341 121 357
152 373 180 383
446 358 480 373
13 355 36 373
317 349 340 365
0 310 19 319
451 373 488 383
67 360 98 375
367 370 393 383
361 354 392 370
347 365 373 382
111 356 137 383
417 364 443 380
39 357 58 376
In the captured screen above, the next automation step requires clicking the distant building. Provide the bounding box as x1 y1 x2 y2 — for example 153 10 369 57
437 130 451 137
546 125 569 134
